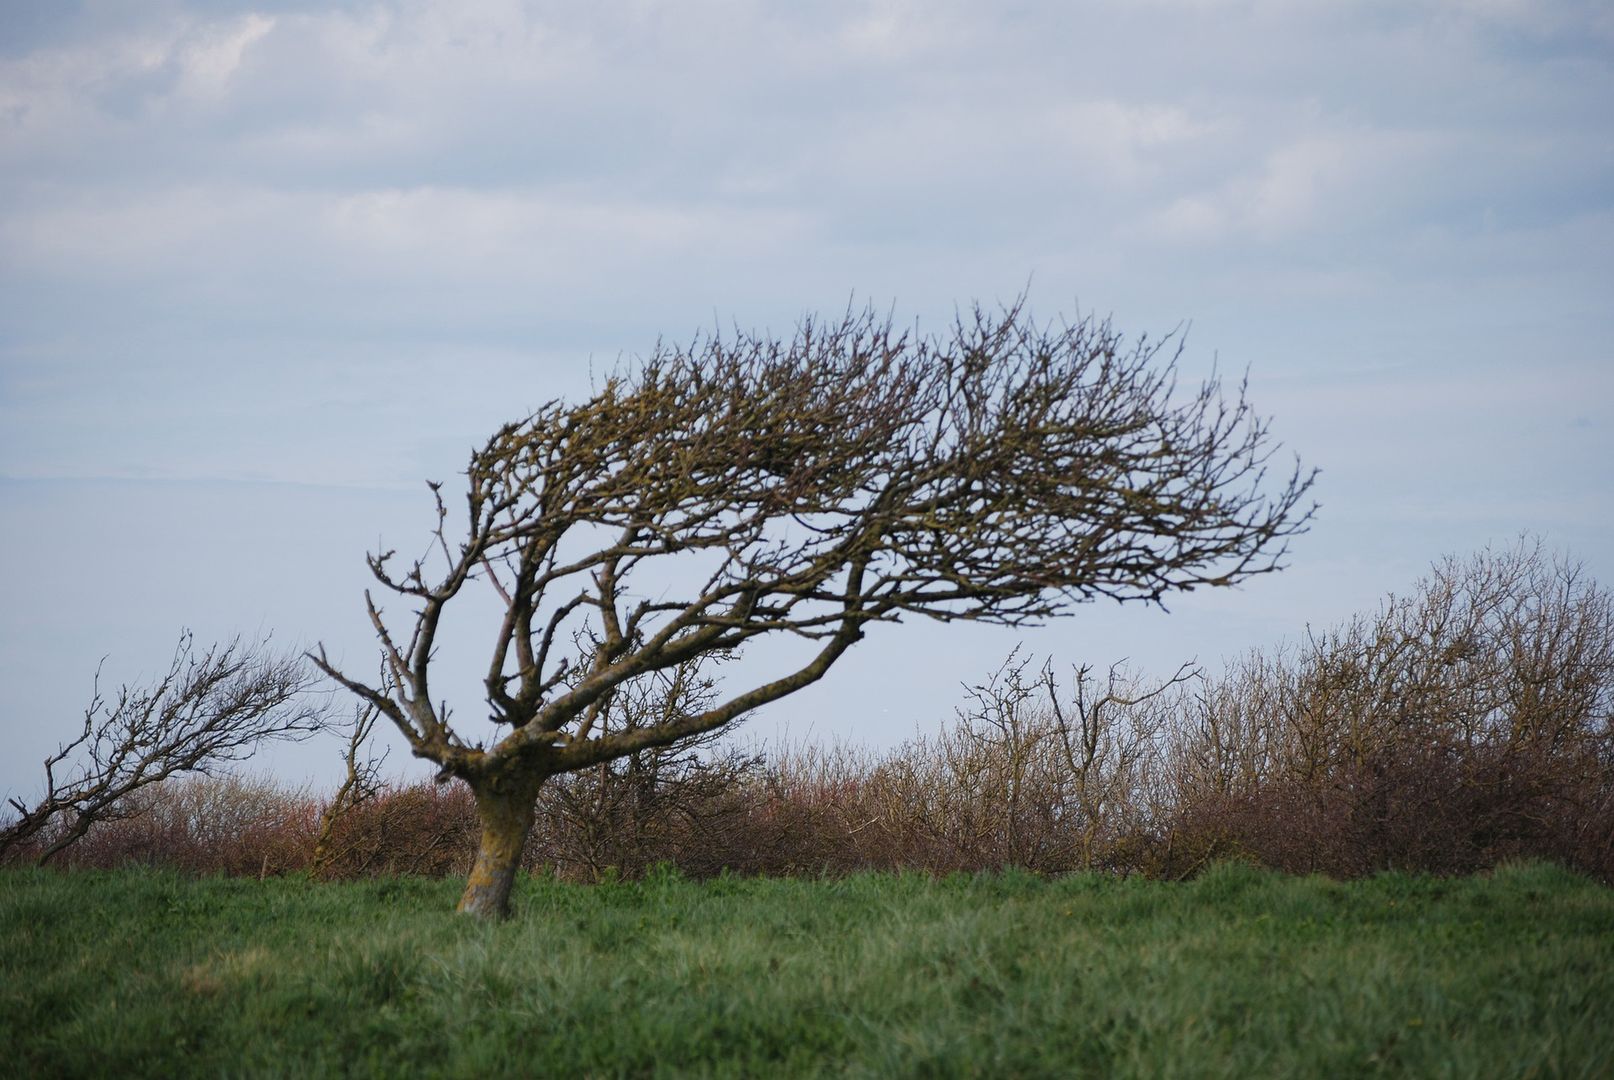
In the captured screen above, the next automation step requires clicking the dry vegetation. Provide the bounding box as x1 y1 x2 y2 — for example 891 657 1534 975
8 541 1611 886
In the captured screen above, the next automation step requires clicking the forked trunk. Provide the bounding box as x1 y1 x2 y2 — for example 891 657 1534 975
458 777 543 919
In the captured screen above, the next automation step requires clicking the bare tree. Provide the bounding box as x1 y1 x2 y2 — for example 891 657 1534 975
314 299 1315 917
951 651 1065 868
2 631 327 864
309 699 389 879
1043 657 1197 869
911 650 1195 873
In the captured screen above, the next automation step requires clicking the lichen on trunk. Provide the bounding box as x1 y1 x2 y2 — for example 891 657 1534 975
457 776 544 919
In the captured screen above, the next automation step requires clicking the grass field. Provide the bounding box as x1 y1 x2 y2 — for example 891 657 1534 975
2 862 1611 1078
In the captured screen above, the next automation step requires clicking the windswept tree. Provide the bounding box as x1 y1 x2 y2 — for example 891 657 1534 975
2 632 326 864
314 300 1315 917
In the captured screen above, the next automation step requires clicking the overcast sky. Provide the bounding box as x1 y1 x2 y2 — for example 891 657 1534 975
2 0 1610 800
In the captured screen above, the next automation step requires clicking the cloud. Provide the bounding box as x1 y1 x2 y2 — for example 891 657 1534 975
1142 131 1394 243
175 12 275 101
837 0 969 61
0 181 810 291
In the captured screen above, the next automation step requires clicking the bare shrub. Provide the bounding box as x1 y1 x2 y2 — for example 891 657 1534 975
527 748 760 881
601 654 1194 880
56 774 321 877
830 654 1188 874
719 740 891 876
519 658 764 880
1166 540 1614 879
312 781 479 879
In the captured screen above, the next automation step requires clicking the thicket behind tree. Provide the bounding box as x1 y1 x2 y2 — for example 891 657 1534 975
315 299 1315 917
1172 539 1614 876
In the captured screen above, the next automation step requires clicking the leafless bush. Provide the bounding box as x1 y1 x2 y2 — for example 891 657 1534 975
709 740 888 876
581 653 1195 880
53 774 321 877
1166 539 1614 879
523 657 766 880
312 781 479 879
823 653 1189 874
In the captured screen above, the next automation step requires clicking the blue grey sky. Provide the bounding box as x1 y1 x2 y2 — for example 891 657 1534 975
2 0 1610 799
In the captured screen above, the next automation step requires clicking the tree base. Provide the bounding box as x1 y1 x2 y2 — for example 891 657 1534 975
457 779 541 919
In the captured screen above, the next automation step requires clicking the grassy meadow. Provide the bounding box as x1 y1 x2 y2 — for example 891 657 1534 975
2 862 1611 1077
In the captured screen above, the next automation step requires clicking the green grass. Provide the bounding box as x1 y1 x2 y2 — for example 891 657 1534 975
2 862 1611 1078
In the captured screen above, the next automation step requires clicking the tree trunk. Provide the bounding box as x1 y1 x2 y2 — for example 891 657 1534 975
458 777 543 919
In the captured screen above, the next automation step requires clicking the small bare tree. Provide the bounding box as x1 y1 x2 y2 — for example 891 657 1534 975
1 631 327 864
314 298 1315 917
309 699 389 879
952 651 1064 868
916 651 1194 872
1044 657 1197 869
